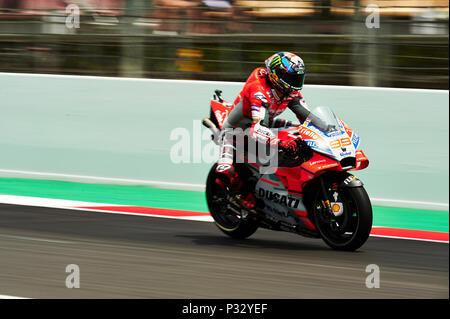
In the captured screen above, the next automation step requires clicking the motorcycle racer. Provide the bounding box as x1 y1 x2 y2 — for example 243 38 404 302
215 52 314 195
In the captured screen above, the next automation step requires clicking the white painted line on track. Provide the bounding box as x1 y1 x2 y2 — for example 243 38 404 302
0 194 446 242
1 72 448 93
0 294 30 299
0 170 448 210
0 169 205 191
0 194 214 222
371 198 449 211
369 234 448 244
65 207 214 222
0 194 117 208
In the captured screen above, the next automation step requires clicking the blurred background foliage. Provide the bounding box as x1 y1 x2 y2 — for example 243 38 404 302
0 0 448 89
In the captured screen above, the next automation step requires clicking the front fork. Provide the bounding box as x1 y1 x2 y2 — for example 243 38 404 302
319 177 333 218
317 176 346 229
316 176 353 233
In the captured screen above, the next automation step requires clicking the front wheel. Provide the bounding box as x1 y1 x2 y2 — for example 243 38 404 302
312 186 373 251
205 164 259 239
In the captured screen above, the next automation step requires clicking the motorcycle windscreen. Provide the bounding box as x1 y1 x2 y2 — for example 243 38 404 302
307 106 342 135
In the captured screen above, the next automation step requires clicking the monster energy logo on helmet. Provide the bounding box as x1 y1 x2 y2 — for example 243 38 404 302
265 52 306 91
269 55 282 69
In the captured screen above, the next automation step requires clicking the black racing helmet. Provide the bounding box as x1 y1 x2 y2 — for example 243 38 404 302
265 52 306 93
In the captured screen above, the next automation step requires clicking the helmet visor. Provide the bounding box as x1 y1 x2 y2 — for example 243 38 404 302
280 72 305 90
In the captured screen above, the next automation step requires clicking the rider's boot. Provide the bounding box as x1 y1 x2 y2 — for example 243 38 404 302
215 163 257 217
241 192 257 210
215 163 242 190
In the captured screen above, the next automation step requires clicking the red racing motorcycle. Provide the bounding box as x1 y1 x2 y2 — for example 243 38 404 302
202 90 372 251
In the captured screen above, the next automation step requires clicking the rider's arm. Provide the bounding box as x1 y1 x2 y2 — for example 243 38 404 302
251 107 301 153
247 91 280 146
269 118 297 128
249 94 305 153
288 96 328 131
249 103 280 146
287 97 311 123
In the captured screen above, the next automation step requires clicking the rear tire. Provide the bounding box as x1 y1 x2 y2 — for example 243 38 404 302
205 164 259 239
312 186 372 251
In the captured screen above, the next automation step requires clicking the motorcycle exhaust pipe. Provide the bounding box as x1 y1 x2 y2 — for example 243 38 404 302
202 117 221 144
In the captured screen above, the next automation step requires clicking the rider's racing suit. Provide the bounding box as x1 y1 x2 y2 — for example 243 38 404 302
217 67 312 177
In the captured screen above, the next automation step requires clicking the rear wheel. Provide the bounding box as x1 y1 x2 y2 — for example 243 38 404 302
312 185 372 251
206 164 259 239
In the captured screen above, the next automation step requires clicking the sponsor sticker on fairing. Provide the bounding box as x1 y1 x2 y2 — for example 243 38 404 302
352 133 360 149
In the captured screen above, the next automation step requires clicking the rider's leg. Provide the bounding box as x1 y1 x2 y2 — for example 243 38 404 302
215 129 241 189
216 129 259 210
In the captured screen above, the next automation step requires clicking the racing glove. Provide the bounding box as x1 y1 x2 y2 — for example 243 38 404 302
278 140 298 154
278 139 314 165
295 139 314 162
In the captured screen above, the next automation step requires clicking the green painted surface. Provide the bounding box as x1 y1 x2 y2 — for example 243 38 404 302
372 206 448 233
0 178 448 233
0 178 208 213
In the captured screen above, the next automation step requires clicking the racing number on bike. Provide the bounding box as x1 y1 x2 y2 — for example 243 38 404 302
330 137 352 149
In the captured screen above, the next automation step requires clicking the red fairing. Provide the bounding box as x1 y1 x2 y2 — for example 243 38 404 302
273 153 341 195
276 127 300 142
210 99 233 129
274 167 318 232
275 129 342 190
272 153 341 198
274 166 303 194
351 150 369 171
301 153 341 176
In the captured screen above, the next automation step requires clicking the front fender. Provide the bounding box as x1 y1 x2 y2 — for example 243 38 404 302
339 173 364 188
304 171 364 191
302 171 364 203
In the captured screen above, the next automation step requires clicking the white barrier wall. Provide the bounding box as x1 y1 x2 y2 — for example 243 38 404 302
0 73 448 210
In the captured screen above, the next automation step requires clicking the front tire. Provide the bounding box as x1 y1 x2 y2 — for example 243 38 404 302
312 186 372 251
206 164 259 239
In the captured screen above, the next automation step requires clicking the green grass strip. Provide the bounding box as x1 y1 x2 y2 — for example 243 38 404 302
0 178 447 232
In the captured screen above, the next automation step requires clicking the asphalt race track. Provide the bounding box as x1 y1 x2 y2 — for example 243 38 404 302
0 204 448 299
